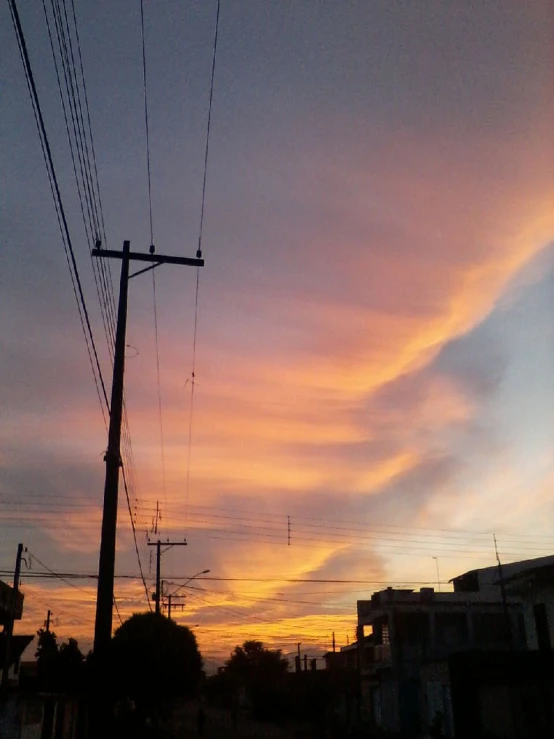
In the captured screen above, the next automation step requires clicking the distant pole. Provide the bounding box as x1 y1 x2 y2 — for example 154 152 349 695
332 632 336 653
92 240 203 653
2 543 25 688
147 539 187 615
45 610 52 633
432 556 441 592
155 541 161 615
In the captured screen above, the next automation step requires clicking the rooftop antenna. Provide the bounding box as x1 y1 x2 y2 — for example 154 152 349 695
493 534 513 647
432 556 441 592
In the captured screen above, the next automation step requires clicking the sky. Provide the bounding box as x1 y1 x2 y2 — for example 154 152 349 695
1 0 554 667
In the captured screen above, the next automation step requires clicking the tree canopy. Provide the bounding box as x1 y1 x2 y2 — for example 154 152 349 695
35 629 84 691
225 640 288 688
110 612 202 707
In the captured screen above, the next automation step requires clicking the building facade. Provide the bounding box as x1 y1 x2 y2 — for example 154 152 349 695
452 556 554 652
357 587 525 735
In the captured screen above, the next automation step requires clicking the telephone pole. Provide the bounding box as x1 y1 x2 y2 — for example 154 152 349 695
164 590 185 620
45 610 52 633
92 240 203 653
2 543 26 688
147 539 187 615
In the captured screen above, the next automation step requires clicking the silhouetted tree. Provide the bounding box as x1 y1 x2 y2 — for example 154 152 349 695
57 637 84 692
224 640 288 720
110 612 202 721
35 630 85 692
225 640 288 686
35 628 58 688
35 628 58 661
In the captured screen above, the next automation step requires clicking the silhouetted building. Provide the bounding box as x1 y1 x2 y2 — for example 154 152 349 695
453 556 554 652
0 579 24 626
324 641 359 672
0 578 29 685
421 650 554 738
357 587 525 735
451 555 554 594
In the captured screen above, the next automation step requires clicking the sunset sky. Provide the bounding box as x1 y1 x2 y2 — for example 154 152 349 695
1 1 554 668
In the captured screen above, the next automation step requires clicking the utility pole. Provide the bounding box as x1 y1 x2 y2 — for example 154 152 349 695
92 240 203 653
45 610 52 633
2 543 26 688
165 591 185 620
432 556 441 592
147 539 187 615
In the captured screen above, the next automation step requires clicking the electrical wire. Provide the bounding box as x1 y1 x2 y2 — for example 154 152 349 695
8 0 109 423
38 0 152 611
113 596 124 626
139 0 154 248
122 466 153 611
138 0 169 537
184 0 221 532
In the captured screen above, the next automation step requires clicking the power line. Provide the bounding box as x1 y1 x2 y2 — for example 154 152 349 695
197 0 221 258
184 0 221 532
0 570 450 586
139 0 154 248
41 0 117 370
113 596 123 626
8 0 109 422
121 465 152 611
2 508 552 559
5 494 551 546
38 0 150 612
26 552 92 596
151 271 167 527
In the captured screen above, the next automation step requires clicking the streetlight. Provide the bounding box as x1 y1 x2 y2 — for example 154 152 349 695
163 570 210 619
168 569 210 599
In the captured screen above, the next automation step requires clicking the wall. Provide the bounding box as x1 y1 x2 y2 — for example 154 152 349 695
521 587 554 651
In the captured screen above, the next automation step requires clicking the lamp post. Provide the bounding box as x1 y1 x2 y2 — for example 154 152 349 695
170 569 210 597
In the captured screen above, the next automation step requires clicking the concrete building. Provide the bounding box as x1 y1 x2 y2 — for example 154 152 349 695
357 586 525 736
421 651 554 738
324 642 359 672
452 555 554 652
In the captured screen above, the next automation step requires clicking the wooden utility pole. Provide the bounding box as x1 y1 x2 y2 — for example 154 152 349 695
92 240 203 653
1 543 26 688
45 610 52 633
165 591 185 620
147 540 187 615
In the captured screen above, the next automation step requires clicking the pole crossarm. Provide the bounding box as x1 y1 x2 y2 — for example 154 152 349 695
92 248 204 269
147 539 187 615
